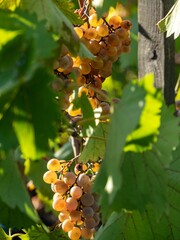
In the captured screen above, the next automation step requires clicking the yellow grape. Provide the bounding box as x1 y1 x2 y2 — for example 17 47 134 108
66 197 78 211
115 28 129 40
68 227 81 240
58 210 70 222
79 62 91 75
47 158 61 171
92 162 100 173
89 13 103 27
78 86 89 97
62 219 74 232
81 227 94 239
108 15 122 28
84 28 97 40
70 186 83 199
52 180 68 195
52 197 66 211
74 27 84 38
67 103 82 117
96 24 109 37
43 170 57 184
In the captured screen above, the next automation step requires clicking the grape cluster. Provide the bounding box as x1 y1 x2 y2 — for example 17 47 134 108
53 7 132 118
43 158 101 240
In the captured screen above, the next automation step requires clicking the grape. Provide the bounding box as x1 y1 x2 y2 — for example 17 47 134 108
89 13 103 27
82 182 92 193
81 227 93 239
105 45 118 57
77 173 90 188
67 103 82 117
52 197 66 211
92 162 100 173
121 20 132 30
84 217 96 229
115 28 129 40
62 219 74 232
108 15 122 29
81 193 94 207
93 213 101 226
90 56 104 69
66 197 78 211
82 206 94 218
100 102 110 115
53 192 62 201
43 170 57 184
52 180 68 195
69 210 82 222
79 62 91 75
97 24 109 37
58 55 73 72
91 200 100 212
68 227 81 240
63 172 76 186
58 210 70 222
89 98 98 110
47 158 61 171
70 186 83 199
74 27 84 38
78 86 89 97
88 40 101 54
84 28 97 40
108 32 120 47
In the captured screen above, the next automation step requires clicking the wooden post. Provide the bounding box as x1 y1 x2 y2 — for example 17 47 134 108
138 0 175 105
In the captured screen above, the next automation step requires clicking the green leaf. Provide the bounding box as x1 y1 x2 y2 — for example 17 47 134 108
79 122 109 163
93 82 146 207
12 69 59 160
0 151 40 227
0 228 11 240
157 0 180 39
20 0 77 40
19 225 69 240
154 104 180 165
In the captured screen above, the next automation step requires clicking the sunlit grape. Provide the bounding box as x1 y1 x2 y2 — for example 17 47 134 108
43 171 57 184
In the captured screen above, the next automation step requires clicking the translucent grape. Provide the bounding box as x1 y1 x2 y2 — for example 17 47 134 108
70 186 83 199
52 197 66 211
68 227 81 240
52 180 68 195
96 24 109 37
81 227 93 239
43 170 57 184
108 15 122 28
58 210 70 222
66 197 78 211
62 219 74 232
47 158 61 171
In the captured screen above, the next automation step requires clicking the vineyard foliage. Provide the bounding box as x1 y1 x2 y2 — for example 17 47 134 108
0 0 180 240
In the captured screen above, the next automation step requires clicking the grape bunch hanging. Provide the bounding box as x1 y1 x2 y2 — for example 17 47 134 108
44 2 132 240
43 158 100 240
53 3 132 118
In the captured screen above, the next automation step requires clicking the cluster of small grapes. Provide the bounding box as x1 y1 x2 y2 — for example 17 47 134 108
53 7 132 118
43 158 101 240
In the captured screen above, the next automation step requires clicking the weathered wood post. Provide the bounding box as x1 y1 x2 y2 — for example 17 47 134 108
138 0 175 105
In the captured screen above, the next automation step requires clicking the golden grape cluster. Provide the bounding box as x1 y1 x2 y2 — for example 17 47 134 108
53 6 132 118
43 158 101 240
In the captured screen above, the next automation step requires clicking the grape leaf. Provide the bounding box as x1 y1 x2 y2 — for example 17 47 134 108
12 69 59 160
20 0 77 40
79 122 109 163
157 0 180 39
19 225 69 240
0 151 40 227
93 82 146 205
0 0 20 10
0 227 11 240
